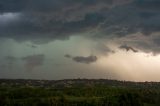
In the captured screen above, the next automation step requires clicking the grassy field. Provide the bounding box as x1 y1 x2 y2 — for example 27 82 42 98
0 79 160 106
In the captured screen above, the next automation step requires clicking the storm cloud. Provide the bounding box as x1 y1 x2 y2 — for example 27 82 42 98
0 0 130 41
1 0 160 80
65 54 97 64
0 0 160 53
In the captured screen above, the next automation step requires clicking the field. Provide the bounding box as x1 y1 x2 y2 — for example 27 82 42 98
0 79 160 106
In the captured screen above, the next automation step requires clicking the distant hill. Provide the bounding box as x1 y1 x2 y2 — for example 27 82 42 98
0 79 160 88
1 79 160 106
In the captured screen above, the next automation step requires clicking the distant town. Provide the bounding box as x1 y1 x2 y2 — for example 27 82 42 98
0 79 160 88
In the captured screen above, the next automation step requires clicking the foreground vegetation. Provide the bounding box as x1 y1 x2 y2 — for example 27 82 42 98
0 79 160 106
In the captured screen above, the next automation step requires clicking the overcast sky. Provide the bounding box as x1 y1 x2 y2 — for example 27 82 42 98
0 0 160 81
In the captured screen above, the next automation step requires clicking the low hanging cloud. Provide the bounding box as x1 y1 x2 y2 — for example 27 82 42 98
73 56 97 64
64 54 72 58
22 54 45 71
119 45 138 53
65 54 97 64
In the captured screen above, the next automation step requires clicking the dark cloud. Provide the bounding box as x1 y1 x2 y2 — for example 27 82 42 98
119 45 138 53
65 54 97 64
134 0 160 11
0 0 131 42
0 0 130 13
22 54 45 71
73 55 97 64
153 37 160 46
64 54 72 58
0 0 160 53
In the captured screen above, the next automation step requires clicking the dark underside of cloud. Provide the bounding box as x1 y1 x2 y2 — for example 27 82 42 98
65 54 97 64
0 0 160 53
64 54 72 58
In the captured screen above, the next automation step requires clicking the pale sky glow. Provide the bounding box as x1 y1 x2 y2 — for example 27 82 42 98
0 13 20 25
97 51 160 81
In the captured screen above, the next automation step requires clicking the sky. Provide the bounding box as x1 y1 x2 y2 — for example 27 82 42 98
0 0 160 81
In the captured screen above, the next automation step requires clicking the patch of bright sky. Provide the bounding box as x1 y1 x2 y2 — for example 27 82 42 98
97 50 160 81
0 12 21 25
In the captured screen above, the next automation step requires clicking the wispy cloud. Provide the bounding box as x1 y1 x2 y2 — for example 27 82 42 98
22 54 45 71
